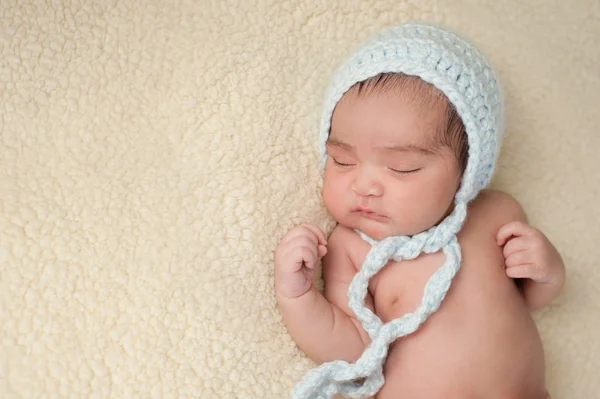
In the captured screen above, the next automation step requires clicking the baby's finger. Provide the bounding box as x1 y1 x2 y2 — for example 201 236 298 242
505 264 534 279
502 236 529 258
281 236 317 261
281 226 319 247
301 224 328 246
283 235 318 255
317 244 328 258
505 250 532 268
497 221 530 246
284 244 316 272
299 245 318 269
279 227 304 245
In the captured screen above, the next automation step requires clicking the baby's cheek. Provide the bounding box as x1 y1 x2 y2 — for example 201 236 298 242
323 178 347 216
323 185 338 209
321 178 336 210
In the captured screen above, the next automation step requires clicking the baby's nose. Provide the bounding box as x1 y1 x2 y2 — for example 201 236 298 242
352 171 383 197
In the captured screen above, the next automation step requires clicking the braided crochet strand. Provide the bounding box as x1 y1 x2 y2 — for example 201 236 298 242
292 23 503 399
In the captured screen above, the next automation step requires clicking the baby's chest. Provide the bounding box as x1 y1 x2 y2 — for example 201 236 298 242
345 228 503 323
367 253 448 322
359 242 506 323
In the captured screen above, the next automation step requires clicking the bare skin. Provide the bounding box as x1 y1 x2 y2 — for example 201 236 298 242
338 191 547 398
275 85 563 398
276 191 555 398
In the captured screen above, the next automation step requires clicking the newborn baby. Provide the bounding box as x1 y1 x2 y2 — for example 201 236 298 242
275 24 565 399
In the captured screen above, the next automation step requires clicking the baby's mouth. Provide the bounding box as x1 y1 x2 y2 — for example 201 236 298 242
352 207 388 221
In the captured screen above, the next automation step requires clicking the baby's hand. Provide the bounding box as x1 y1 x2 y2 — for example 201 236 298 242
274 224 328 299
496 221 563 284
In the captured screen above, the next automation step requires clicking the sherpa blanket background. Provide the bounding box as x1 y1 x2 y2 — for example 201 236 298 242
1 0 599 398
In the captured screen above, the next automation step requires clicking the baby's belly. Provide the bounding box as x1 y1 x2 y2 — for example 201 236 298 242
371 255 546 399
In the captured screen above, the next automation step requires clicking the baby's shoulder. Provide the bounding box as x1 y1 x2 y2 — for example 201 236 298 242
468 189 527 222
463 189 528 238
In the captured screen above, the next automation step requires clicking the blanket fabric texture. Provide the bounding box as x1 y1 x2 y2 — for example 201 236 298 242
1 0 599 398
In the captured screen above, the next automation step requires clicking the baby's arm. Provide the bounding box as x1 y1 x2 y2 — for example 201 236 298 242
275 225 371 364
494 194 566 311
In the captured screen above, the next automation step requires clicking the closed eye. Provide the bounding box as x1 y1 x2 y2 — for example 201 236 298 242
333 158 355 167
390 167 421 175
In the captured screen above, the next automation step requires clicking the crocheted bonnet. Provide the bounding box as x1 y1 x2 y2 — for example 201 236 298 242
292 23 503 399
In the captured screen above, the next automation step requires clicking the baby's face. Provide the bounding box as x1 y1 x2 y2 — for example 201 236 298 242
322 91 462 240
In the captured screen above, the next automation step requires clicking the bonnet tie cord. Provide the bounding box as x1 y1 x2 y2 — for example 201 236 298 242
292 204 466 399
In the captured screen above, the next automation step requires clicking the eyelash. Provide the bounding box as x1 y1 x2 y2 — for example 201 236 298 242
390 168 421 175
333 159 354 168
333 158 421 175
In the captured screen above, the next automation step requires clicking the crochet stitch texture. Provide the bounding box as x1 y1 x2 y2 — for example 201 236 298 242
293 23 503 399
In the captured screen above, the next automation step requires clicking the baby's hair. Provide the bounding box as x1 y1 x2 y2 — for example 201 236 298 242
348 73 468 172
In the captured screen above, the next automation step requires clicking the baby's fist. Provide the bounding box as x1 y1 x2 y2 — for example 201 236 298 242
274 224 328 299
497 221 562 284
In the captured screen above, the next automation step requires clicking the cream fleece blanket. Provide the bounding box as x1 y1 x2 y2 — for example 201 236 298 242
1 1 599 398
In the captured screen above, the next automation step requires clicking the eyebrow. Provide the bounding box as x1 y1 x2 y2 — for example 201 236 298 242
325 138 354 151
381 143 436 155
326 138 435 155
